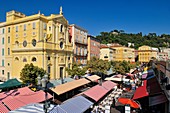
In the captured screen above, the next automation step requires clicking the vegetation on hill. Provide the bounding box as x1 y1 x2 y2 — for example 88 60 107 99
96 30 170 49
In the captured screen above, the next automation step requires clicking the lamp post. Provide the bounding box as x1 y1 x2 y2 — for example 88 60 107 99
37 74 50 113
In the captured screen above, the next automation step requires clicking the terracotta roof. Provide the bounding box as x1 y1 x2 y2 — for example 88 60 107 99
50 78 90 95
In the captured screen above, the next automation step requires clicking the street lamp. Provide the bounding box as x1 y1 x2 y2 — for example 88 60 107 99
37 74 50 113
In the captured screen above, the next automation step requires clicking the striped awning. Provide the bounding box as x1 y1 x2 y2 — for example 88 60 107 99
83 85 109 102
9 103 54 113
3 98 25 110
16 90 53 104
102 81 117 91
50 78 90 95
0 102 9 113
49 96 93 113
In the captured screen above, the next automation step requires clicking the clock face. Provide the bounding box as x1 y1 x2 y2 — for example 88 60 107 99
23 40 27 47
32 39 36 47
60 41 64 49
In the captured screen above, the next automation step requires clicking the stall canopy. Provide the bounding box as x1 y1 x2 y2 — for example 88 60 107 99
83 81 117 102
105 77 129 82
133 80 149 100
0 102 9 113
0 78 22 89
50 77 74 87
50 78 90 95
0 87 53 111
85 75 101 82
9 103 54 113
49 96 93 113
149 94 167 106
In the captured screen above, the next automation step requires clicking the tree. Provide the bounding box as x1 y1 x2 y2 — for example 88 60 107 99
66 62 86 77
20 63 46 85
86 57 111 74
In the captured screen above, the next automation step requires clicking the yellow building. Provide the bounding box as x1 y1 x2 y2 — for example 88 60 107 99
110 44 135 62
138 45 158 63
3 7 73 80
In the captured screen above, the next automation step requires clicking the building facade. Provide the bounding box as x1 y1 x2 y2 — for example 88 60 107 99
3 8 73 80
0 23 6 81
100 44 115 61
138 45 158 63
87 35 100 61
157 52 168 61
69 24 88 65
110 44 135 62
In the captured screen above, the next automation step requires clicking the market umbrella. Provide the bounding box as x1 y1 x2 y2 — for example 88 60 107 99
118 97 140 109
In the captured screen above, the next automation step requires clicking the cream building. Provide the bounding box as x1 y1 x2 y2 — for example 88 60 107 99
100 44 115 61
138 45 158 63
3 7 73 80
0 23 6 81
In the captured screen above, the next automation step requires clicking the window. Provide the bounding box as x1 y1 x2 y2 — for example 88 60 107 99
15 57 19 61
60 25 63 32
68 56 70 60
2 28 4 34
43 23 47 30
60 41 64 49
24 24 26 31
2 70 4 75
8 27 10 33
8 48 10 55
23 40 27 47
8 36 10 43
49 26 51 31
48 66 50 74
32 22 36 29
48 56 50 60
8 63 10 66
32 57 37 62
16 26 18 32
2 59 4 66
32 39 36 47
2 38 4 44
60 67 64 78
2 48 4 56
23 58 27 62
15 41 19 47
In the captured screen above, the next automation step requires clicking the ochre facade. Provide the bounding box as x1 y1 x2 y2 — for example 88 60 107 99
3 9 73 80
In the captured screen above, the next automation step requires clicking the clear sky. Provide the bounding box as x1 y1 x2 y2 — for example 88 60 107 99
0 0 170 36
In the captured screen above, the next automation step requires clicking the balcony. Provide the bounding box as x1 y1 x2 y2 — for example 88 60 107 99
75 40 87 46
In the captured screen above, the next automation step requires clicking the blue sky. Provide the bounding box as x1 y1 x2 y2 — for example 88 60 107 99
0 0 170 36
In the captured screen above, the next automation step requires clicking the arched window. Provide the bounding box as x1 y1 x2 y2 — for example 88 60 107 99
32 57 37 62
23 58 27 62
15 57 19 61
15 41 19 47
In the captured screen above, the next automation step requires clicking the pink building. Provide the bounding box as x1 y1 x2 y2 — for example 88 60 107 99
87 35 101 60
69 24 88 65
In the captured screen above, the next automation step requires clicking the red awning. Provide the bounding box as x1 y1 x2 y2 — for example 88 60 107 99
17 90 52 104
102 81 117 91
3 98 25 110
83 85 109 102
0 102 9 113
149 94 168 106
133 80 149 100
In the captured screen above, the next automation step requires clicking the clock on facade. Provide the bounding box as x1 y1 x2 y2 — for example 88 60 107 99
23 40 27 47
32 39 36 47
